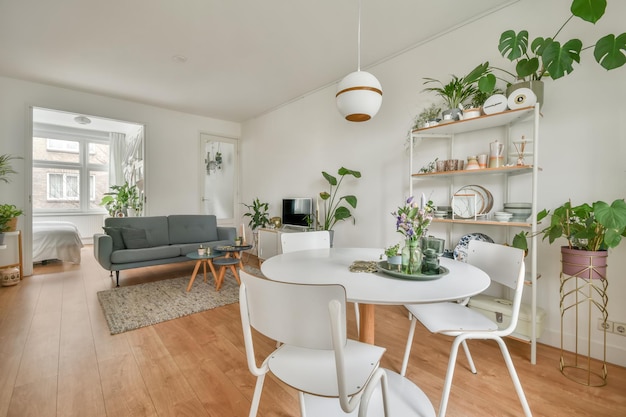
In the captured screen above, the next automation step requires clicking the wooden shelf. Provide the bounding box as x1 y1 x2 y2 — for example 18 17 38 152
432 218 531 227
413 165 539 178
412 106 535 136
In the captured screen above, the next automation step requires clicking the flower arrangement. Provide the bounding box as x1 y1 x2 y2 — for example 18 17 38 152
393 195 435 242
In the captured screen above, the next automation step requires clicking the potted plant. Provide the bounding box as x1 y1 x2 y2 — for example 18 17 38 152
100 182 143 217
422 62 490 120
318 167 361 232
243 198 271 249
0 155 23 245
481 0 626 105
521 199 626 279
242 198 271 231
0 204 23 235
381 243 402 271
413 103 442 129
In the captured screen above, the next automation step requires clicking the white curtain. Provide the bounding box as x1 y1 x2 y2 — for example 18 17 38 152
109 132 126 186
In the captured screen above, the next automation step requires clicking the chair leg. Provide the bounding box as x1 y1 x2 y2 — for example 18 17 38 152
358 367 390 417
248 373 266 417
400 317 418 376
461 340 477 374
437 336 464 417
495 337 533 417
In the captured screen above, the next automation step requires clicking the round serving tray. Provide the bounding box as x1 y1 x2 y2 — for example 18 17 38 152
376 261 449 281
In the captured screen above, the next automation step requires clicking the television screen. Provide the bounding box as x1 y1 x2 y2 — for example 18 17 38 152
282 198 312 228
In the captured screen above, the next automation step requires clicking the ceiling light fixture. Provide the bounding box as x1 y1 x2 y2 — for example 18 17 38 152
335 0 382 122
74 115 91 125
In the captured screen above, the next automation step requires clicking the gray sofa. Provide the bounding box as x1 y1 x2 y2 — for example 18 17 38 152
94 215 236 286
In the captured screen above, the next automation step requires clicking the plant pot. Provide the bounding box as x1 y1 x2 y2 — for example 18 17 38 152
0 267 20 286
442 108 462 121
506 80 544 108
463 107 481 119
5 217 17 232
386 255 402 271
561 246 608 280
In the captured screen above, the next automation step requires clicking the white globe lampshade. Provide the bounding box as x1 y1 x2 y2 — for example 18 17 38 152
336 70 383 122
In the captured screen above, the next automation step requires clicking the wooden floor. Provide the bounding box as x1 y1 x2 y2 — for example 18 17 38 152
0 247 625 417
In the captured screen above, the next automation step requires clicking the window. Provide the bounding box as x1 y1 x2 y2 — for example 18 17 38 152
47 173 79 200
33 135 109 212
47 139 79 153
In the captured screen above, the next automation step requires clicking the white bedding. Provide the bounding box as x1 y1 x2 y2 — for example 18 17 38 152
33 221 84 264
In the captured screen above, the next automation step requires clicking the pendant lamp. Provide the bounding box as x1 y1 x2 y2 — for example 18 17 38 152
336 0 382 122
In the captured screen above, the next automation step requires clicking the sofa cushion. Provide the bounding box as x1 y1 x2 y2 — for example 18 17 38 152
120 227 151 249
168 215 218 244
104 216 170 247
110 245 181 264
103 227 125 251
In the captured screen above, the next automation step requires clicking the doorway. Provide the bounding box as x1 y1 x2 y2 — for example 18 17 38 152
199 133 238 226
25 107 145 275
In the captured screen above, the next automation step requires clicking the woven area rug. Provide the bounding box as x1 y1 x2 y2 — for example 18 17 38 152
97 267 260 335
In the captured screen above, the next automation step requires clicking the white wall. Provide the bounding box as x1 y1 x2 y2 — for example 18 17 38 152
0 75 240 275
241 0 626 366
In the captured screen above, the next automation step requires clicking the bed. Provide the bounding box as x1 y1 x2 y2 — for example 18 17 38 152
33 221 84 264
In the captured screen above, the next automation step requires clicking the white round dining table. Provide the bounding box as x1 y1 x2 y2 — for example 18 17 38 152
261 247 490 344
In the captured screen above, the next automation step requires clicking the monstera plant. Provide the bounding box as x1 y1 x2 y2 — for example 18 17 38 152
481 0 625 87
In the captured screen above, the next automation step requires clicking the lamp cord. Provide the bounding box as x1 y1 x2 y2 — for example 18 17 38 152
357 0 361 71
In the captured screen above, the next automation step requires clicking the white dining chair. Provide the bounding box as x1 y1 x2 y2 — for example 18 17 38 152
400 240 532 417
280 230 361 335
239 270 390 417
279 230 330 253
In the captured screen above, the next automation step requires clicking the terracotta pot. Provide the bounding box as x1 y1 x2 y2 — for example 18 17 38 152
560 246 608 280
6 217 17 232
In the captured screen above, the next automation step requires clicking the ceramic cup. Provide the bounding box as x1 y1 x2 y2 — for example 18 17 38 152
477 154 488 169
445 159 458 171
197 248 206 256
436 160 446 172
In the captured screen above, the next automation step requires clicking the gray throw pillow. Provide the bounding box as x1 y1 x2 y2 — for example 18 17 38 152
120 227 151 249
102 227 125 251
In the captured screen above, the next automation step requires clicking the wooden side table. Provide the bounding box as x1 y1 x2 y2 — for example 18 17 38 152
0 230 23 280
213 257 241 291
215 244 252 269
185 251 220 292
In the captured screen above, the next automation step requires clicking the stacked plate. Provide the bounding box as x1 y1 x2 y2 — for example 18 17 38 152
503 202 532 222
452 185 493 219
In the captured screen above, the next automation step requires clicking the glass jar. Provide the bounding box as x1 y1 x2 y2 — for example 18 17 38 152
402 239 423 275
421 248 440 275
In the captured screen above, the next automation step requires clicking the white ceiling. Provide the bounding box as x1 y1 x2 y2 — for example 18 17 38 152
0 0 517 123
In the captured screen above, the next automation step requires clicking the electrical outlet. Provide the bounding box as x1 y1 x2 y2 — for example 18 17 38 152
615 322 626 336
598 319 613 332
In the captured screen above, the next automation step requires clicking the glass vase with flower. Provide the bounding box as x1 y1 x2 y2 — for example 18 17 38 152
392 195 435 274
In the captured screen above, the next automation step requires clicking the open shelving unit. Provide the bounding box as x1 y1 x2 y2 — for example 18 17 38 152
409 105 541 364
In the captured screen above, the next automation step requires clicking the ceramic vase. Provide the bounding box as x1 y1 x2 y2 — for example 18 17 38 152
402 239 422 275
387 255 402 271
561 247 608 280
466 156 480 170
